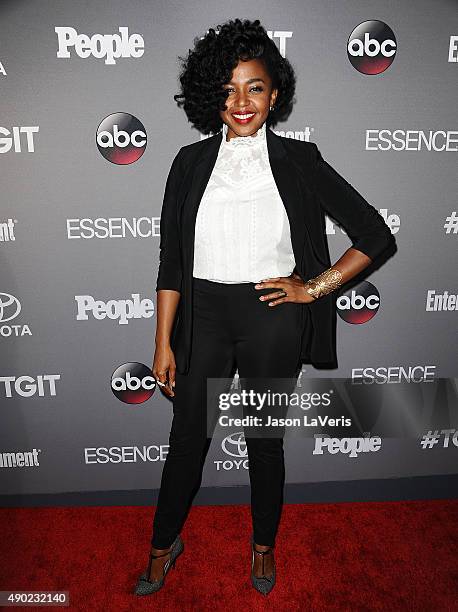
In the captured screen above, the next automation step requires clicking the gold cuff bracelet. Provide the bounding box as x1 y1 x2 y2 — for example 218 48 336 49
305 267 343 300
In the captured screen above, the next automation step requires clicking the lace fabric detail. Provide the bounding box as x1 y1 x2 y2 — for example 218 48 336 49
221 120 266 147
213 121 270 188
193 120 296 284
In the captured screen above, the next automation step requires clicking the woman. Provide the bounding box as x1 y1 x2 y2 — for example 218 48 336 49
135 18 395 597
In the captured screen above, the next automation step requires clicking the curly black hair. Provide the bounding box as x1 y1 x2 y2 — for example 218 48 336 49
174 18 296 135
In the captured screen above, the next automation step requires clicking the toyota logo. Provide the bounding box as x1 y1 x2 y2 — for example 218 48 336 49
221 432 247 458
0 293 21 323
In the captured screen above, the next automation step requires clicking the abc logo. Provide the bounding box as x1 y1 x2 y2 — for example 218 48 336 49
96 112 147 164
347 20 396 74
111 362 156 404
336 281 380 324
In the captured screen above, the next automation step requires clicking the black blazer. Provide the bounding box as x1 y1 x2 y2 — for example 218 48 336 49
156 127 396 375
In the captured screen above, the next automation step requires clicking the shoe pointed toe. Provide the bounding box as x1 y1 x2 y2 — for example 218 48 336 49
134 576 163 595
134 534 183 596
251 569 276 595
250 535 276 595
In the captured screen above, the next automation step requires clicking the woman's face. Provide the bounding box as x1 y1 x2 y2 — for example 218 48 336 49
219 58 278 141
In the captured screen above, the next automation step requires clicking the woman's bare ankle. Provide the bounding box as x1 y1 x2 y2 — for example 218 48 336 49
151 545 172 554
148 545 172 582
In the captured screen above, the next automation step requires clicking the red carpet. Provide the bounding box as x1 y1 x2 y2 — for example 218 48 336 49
1 500 458 611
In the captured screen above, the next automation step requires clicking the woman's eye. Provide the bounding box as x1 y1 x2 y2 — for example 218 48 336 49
224 86 264 94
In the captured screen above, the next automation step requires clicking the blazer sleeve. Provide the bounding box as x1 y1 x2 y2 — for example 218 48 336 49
311 143 395 261
155 148 184 292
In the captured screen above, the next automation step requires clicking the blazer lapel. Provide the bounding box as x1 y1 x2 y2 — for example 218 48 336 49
266 127 308 273
180 132 222 276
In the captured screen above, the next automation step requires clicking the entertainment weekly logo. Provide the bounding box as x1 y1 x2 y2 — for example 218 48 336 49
55 26 144 65
425 290 458 312
200 124 313 142
347 20 396 74
0 219 17 242
0 448 41 468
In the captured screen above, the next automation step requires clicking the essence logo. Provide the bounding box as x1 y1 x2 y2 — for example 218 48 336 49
96 113 147 164
336 281 380 324
111 362 156 404
347 20 396 74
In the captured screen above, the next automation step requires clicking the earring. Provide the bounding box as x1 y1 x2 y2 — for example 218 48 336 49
269 105 275 111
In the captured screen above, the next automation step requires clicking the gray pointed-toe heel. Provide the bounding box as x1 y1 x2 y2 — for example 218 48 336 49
250 535 276 595
134 534 184 595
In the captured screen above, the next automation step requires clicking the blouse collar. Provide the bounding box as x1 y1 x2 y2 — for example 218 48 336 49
221 120 267 149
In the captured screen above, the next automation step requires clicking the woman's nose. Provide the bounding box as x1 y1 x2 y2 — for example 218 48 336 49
235 91 249 108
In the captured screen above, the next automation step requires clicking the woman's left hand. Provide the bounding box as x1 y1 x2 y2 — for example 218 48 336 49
254 272 316 306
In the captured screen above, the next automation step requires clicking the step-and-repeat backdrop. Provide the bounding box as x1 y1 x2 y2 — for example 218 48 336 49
1 1 457 499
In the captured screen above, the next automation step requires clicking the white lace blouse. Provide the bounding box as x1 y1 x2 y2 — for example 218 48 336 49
192 121 296 284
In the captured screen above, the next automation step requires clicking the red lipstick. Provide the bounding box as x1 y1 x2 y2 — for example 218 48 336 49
231 112 256 125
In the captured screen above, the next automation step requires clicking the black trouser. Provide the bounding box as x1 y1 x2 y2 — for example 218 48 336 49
151 276 304 548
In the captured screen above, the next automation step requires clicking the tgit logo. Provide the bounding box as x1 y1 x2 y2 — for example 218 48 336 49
347 20 397 74
0 126 39 153
336 281 380 324
96 113 147 164
111 362 156 404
